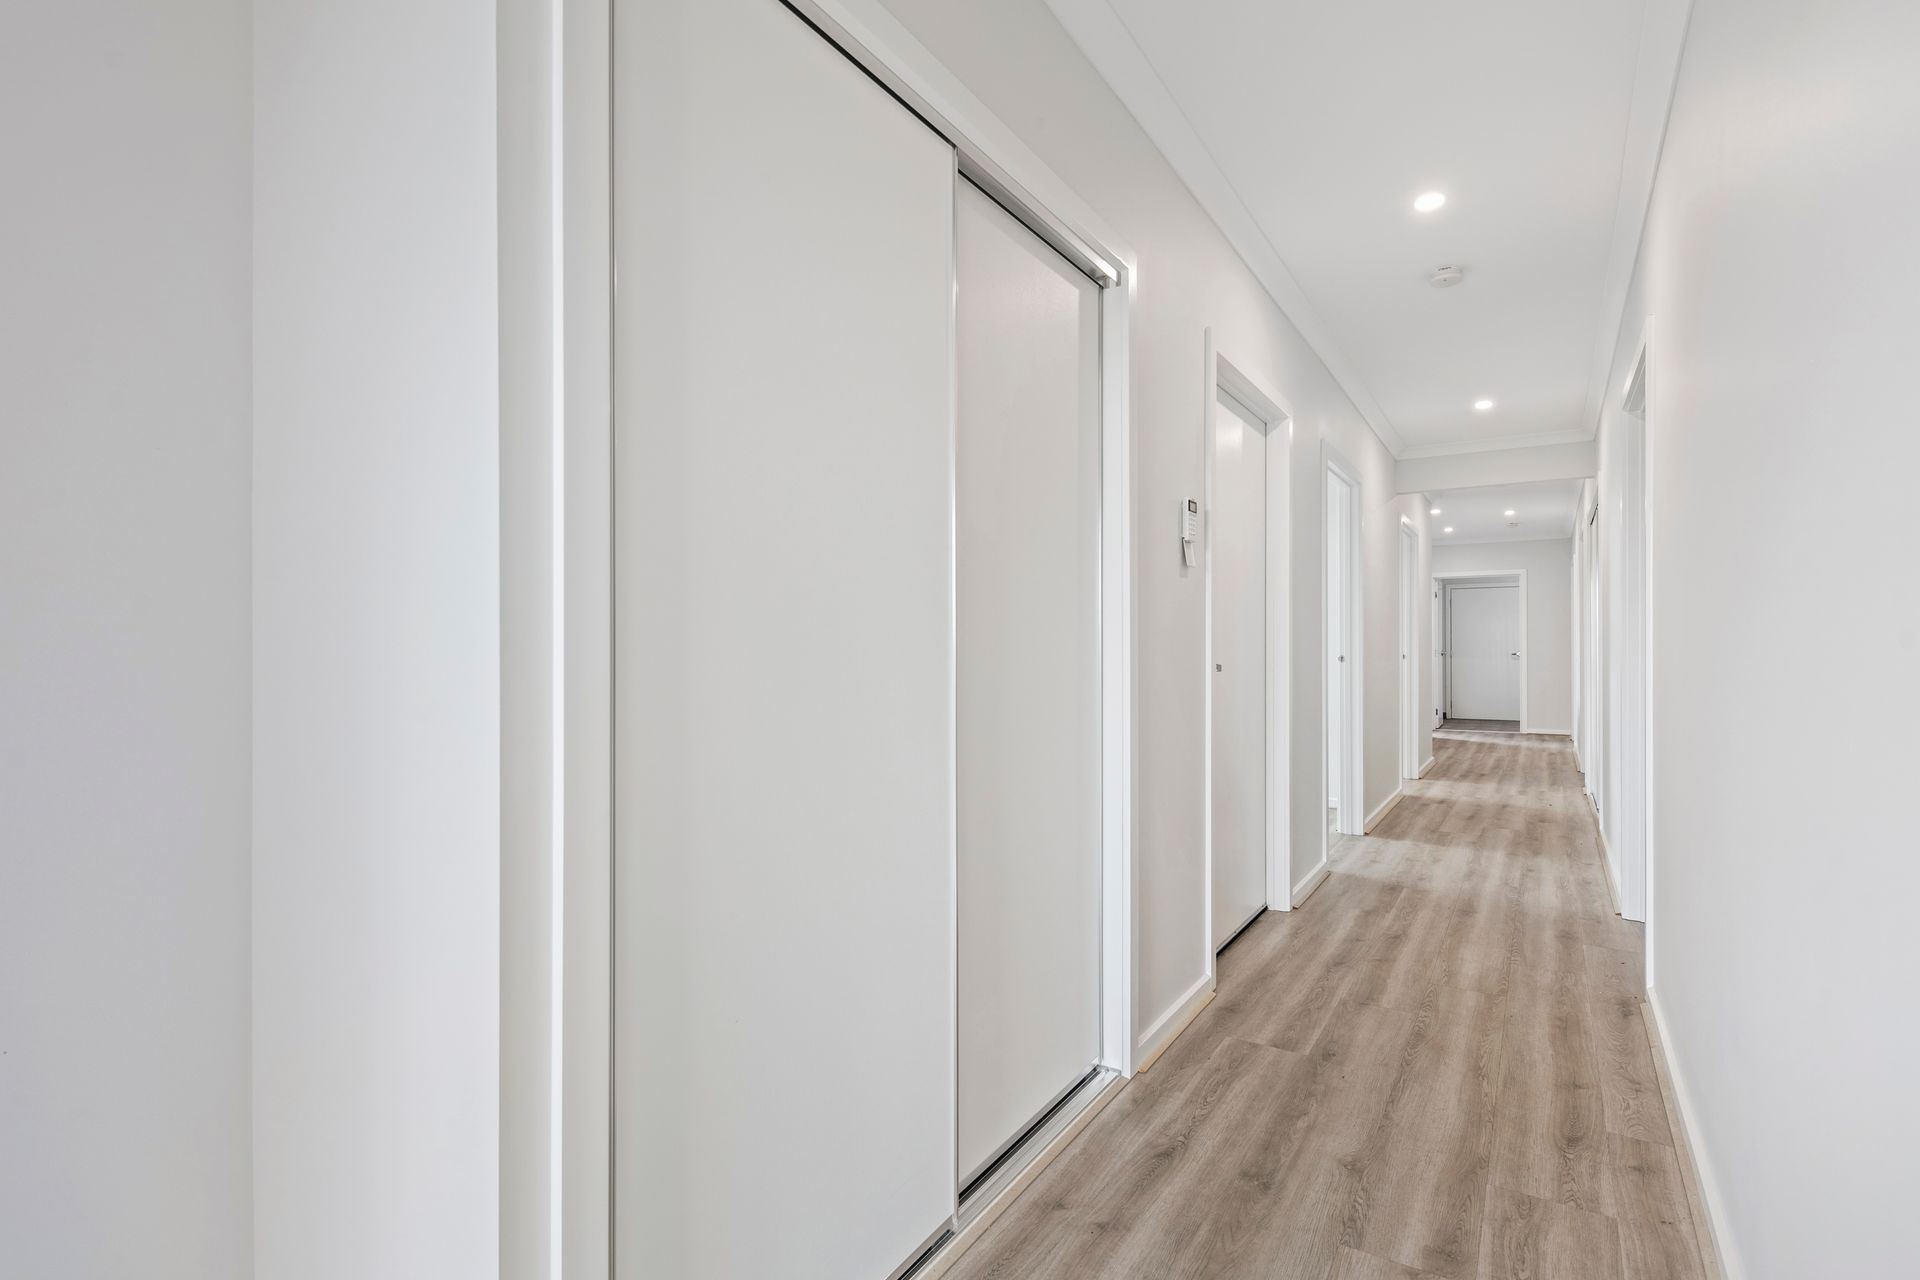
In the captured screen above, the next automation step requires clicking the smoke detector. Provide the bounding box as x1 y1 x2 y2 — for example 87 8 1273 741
1429 265 1464 288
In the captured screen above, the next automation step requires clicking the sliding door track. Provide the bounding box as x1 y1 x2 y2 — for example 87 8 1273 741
889 1225 956 1280
957 1065 1113 1225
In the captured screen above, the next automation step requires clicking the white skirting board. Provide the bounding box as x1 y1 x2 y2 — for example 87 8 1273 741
1364 788 1404 833
1643 988 1737 1280
1289 858 1330 908
1131 972 1215 1074
1419 756 1436 778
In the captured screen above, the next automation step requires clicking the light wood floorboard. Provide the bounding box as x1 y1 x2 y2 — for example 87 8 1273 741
942 728 1706 1280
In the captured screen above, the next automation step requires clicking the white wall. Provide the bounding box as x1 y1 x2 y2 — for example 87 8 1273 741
1433 539 1574 734
0 3 252 1276
877 0 1427 1043
252 1 500 1275
1594 0 1920 1274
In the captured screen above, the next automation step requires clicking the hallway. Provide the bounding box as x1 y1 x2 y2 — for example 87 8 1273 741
15 1 1919 1273
944 729 1707 1280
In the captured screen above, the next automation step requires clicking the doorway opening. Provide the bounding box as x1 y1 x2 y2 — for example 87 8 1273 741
1437 571 1526 730
1204 343 1289 958
1322 449 1363 866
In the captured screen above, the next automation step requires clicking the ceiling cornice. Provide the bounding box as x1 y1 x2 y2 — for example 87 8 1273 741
1044 0 1406 457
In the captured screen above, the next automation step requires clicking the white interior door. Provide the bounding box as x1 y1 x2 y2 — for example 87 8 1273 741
611 1 956 1275
1324 468 1351 841
1586 512 1606 811
1447 584 1521 720
1400 523 1418 778
1211 393 1266 949
955 180 1102 1187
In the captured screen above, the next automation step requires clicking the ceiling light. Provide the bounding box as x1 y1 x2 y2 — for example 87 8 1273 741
1429 507 1442 516
1473 398 1495 411
1442 526 1454 534
1413 191 1446 213
1504 509 1517 517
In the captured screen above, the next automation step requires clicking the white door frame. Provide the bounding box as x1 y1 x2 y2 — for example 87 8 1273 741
510 0 1146 1269
1201 331 1292 994
1615 323 1653 934
1322 447 1364 853
1435 570 1529 731
1398 518 1420 779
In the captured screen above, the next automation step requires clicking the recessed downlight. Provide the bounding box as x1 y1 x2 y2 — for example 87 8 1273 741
1442 526 1454 534
1473 398 1495 411
1429 507 1442 516
1504 509 1517 517
1413 191 1447 213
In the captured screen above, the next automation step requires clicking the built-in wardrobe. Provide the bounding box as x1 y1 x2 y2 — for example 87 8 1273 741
611 1 1114 1275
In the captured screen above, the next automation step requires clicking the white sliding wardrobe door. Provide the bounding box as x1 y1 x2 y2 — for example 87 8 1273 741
955 180 1102 1185
612 2 956 1277
1448 585 1521 720
1211 395 1267 949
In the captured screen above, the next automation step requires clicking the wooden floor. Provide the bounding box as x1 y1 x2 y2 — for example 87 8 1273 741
943 727 1708 1280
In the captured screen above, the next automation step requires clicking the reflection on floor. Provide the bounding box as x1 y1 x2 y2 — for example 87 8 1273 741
941 728 1710 1280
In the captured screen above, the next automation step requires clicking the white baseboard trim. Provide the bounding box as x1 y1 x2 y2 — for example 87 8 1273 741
1290 858 1330 908
916 1072 1128 1279
1418 755 1436 778
1364 787 1404 833
1643 987 1739 1280
1132 972 1215 1074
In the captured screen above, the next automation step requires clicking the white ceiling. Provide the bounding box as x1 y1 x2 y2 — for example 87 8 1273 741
1425 479 1581 545
1048 0 1689 458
